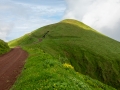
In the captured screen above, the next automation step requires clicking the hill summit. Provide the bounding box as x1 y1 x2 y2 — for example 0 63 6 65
9 19 120 89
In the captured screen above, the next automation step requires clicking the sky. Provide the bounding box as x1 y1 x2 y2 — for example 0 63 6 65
0 0 120 42
0 0 66 41
64 0 120 41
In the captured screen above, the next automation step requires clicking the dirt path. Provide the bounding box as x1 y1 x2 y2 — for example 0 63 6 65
0 47 28 90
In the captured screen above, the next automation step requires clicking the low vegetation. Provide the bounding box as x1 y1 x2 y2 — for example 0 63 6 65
9 19 120 89
0 39 10 55
11 46 115 90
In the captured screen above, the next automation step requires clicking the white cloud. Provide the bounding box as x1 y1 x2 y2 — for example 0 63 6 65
64 0 120 41
0 22 14 41
0 0 65 41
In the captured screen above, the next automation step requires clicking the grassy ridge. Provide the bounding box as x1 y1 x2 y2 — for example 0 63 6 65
0 39 10 55
9 19 120 89
11 45 115 90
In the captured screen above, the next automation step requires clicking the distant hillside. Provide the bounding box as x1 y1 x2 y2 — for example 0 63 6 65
0 39 10 55
9 19 120 89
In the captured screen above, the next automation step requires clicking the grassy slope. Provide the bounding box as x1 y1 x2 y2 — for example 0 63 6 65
9 19 120 89
0 39 10 55
11 46 115 90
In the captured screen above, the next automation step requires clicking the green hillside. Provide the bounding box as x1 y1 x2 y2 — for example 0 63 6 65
0 39 10 55
9 19 120 89
11 46 115 90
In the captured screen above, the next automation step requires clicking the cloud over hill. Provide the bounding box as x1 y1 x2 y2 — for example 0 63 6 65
64 0 120 41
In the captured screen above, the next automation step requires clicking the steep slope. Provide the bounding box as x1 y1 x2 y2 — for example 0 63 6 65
10 46 115 90
9 19 120 89
0 39 10 55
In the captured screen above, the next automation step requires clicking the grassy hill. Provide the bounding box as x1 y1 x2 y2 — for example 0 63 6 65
9 19 120 89
11 46 115 90
0 39 10 55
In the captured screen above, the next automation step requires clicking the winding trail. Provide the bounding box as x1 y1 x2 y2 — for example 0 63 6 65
0 47 28 90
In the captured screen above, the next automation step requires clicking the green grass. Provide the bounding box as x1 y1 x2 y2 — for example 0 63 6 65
0 39 10 55
9 19 120 89
11 46 115 90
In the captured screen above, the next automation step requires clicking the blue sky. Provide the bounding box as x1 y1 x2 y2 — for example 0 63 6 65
0 0 66 41
1 0 120 41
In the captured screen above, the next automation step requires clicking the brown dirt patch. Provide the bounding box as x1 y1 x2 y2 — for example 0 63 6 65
0 47 28 90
